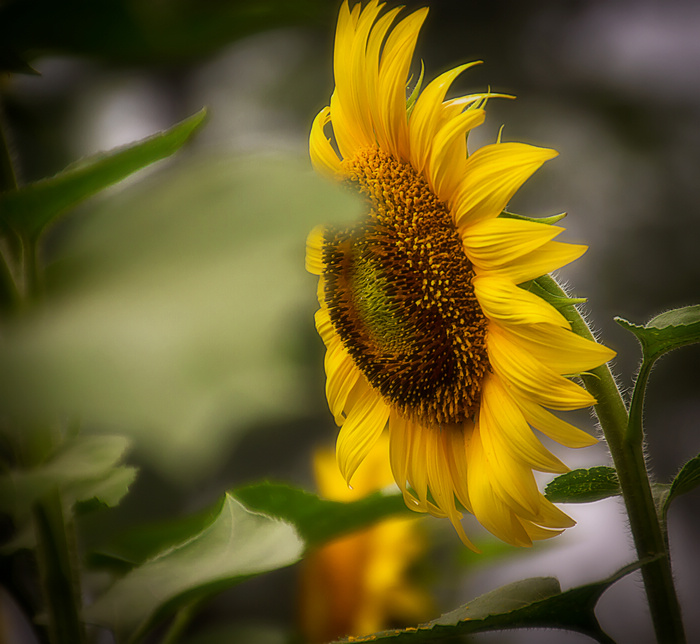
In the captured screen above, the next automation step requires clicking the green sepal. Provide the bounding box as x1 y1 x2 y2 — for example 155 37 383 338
523 277 587 310
334 560 649 644
615 305 700 362
406 61 425 118
0 109 207 241
544 467 620 504
500 210 568 226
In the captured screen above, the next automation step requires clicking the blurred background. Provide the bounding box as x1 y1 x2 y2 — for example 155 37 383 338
1 0 699 642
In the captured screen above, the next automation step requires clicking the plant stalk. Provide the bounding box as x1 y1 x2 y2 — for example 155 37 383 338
540 275 685 643
1 107 86 644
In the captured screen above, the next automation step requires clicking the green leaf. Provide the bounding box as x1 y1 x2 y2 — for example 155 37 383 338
545 467 620 504
0 434 135 520
663 453 700 517
615 305 700 362
84 493 303 643
500 210 568 226
0 109 207 240
617 305 700 445
336 561 645 643
234 481 413 548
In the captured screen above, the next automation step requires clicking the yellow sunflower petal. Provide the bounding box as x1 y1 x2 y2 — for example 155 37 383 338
365 7 404 154
331 1 380 156
310 107 342 179
408 62 481 174
427 109 486 201
443 423 473 514
533 494 576 529
487 324 596 410
503 322 616 375
426 432 463 520
516 396 598 448
306 225 326 275
473 274 569 327
314 307 335 345
453 142 558 229
336 386 390 484
376 7 428 159
461 217 563 269
493 239 588 285
480 373 569 473
388 411 420 509
325 340 361 424
520 520 564 541
467 428 533 547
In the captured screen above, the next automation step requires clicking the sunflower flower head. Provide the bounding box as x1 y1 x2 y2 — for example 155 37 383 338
306 0 616 550
298 436 431 643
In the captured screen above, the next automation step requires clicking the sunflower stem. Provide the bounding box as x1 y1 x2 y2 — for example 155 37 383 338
538 275 685 644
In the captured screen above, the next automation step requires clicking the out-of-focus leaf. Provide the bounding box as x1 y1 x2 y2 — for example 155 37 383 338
544 467 620 504
182 623 288 644
0 0 334 65
234 481 412 548
90 481 412 571
84 493 303 643
615 305 700 363
88 499 227 569
0 435 134 520
336 561 645 643
74 465 138 512
663 453 700 518
0 109 207 240
0 154 362 480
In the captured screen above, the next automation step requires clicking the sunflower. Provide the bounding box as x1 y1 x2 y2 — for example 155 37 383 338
306 0 615 550
298 436 431 643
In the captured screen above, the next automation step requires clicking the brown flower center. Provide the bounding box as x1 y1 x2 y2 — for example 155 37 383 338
322 148 489 426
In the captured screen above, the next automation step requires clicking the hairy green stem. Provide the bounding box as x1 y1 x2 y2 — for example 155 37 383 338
539 275 685 643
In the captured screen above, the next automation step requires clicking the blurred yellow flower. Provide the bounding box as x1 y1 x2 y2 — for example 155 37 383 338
306 0 615 549
298 435 431 643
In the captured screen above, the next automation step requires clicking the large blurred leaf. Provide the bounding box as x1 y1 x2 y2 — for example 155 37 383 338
90 482 412 571
0 0 334 66
0 155 361 479
84 493 303 643
0 110 207 240
0 434 136 521
336 562 645 643
235 481 412 548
